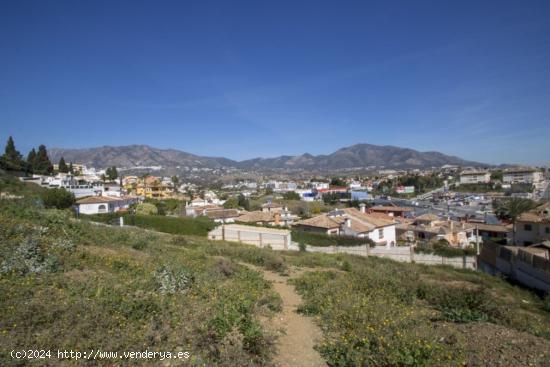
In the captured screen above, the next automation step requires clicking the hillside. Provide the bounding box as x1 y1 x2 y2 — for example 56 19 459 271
48 145 236 170
1 175 549 366
48 143 485 171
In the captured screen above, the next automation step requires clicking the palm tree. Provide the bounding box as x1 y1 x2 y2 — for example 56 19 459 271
494 198 537 245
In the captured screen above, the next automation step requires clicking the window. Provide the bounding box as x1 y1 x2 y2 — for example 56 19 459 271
546 227 550 234
378 229 384 240
524 224 532 231
98 204 107 213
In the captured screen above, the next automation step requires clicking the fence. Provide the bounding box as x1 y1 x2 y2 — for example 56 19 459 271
208 224 475 269
292 244 476 269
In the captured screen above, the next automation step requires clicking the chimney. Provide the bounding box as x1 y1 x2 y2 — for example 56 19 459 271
359 203 366 213
274 212 281 225
345 218 352 228
450 221 454 232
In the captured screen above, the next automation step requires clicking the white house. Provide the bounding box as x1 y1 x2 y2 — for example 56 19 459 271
460 170 491 185
293 207 397 247
76 196 138 215
503 168 543 185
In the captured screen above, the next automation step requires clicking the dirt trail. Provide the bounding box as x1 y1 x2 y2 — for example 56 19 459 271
252 266 327 367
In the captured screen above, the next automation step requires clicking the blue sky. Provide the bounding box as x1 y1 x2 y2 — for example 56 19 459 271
1 0 549 165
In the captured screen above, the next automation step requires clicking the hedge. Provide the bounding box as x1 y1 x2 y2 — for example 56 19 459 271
82 213 216 237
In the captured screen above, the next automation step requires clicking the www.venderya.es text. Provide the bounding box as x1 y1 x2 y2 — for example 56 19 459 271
10 349 190 361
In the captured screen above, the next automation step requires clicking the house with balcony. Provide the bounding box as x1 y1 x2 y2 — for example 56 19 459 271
515 203 550 246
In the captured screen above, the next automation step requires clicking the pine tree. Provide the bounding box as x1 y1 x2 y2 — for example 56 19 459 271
68 162 74 174
0 136 24 171
34 145 53 175
58 157 69 173
26 148 37 174
106 166 118 181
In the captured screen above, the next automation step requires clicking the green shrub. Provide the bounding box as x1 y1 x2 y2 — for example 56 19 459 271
417 284 507 323
135 202 158 215
41 188 75 209
291 230 374 247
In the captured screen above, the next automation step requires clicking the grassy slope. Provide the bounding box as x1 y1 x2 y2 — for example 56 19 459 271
0 200 282 367
1 173 550 366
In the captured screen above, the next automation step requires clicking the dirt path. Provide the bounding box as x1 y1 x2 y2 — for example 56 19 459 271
251 266 327 367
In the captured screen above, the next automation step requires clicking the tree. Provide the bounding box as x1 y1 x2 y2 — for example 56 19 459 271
105 166 118 181
41 188 75 209
58 157 69 173
26 148 37 174
34 145 53 175
223 197 239 209
68 162 74 174
283 191 301 201
494 198 537 245
171 176 180 192
0 136 24 171
330 177 346 187
237 193 250 210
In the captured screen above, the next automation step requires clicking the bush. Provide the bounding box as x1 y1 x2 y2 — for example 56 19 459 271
135 202 158 215
41 188 74 209
83 213 216 236
154 265 193 294
417 284 507 323
292 230 374 247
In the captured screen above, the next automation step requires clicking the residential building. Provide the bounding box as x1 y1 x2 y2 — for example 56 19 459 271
76 195 138 215
134 175 174 199
369 203 412 218
237 210 298 227
293 207 396 247
460 170 491 184
474 223 512 245
478 241 550 293
396 214 477 247
502 168 543 185
261 202 284 213
515 203 550 246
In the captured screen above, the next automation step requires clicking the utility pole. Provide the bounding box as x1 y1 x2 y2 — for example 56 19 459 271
475 225 480 256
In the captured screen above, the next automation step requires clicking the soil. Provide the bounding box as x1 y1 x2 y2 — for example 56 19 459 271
249 265 327 367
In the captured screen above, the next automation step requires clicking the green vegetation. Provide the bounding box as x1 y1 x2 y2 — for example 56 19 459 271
105 166 118 181
0 198 281 366
84 212 216 237
41 188 75 209
2 171 549 366
292 230 374 247
0 137 54 175
57 157 69 173
415 240 477 257
291 257 550 366
135 202 158 215
282 191 301 201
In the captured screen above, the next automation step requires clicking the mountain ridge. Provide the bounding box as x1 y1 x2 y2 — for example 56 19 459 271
48 143 487 171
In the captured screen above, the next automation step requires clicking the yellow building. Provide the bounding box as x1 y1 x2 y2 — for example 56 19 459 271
133 175 174 199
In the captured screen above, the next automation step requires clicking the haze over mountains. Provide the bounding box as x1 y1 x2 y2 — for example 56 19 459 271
48 143 486 171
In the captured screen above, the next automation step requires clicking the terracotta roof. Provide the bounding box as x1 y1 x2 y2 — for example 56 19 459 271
370 205 412 212
342 208 395 228
76 196 120 204
295 215 342 229
237 211 276 223
294 208 394 233
415 213 439 221
474 223 513 233
205 209 240 220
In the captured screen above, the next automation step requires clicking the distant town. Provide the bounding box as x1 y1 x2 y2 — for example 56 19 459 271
2 136 549 294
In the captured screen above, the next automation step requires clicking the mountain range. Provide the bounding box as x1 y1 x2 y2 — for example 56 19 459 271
48 143 486 171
